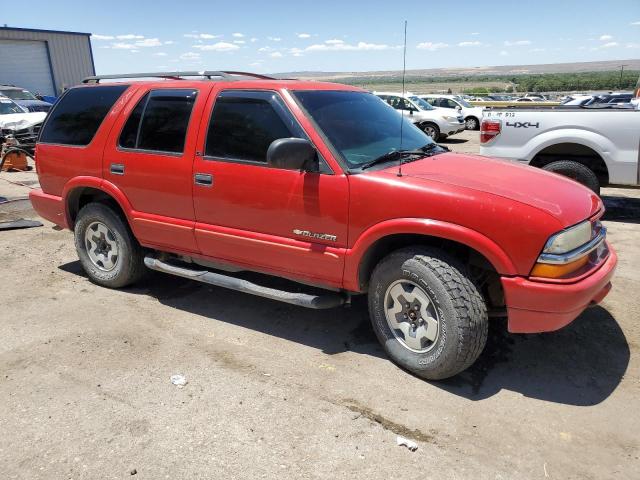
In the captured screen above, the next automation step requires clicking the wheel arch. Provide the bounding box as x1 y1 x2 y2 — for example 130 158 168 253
530 142 609 186
63 178 134 229
344 218 517 293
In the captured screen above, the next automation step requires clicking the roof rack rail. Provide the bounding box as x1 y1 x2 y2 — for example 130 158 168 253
82 71 276 84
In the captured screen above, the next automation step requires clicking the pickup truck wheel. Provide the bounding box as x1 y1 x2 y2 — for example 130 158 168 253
421 123 440 141
74 203 145 288
542 160 600 195
465 117 479 130
368 247 488 380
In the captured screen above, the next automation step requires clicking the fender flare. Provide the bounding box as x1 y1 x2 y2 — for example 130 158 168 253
62 177 135 227
524 129 611 165
343 218 517 291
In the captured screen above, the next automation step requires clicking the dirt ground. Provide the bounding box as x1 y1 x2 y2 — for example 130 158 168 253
1 131 638 479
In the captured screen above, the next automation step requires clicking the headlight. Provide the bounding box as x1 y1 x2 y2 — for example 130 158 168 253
443 115 459 122
543 221 592 254
531 220 607 279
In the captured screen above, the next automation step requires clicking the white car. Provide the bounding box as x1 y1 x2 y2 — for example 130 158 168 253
374 92 465 141
418 94 484 130
0 95 47 131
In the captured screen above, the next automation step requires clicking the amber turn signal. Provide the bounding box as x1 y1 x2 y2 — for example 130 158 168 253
530 255 589 279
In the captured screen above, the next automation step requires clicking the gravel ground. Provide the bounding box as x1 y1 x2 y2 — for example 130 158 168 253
1 131 638 479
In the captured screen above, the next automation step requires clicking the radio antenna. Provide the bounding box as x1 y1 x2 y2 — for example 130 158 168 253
398 20 407 177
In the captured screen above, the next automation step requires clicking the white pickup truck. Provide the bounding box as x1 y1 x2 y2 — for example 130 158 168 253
479 106 640 194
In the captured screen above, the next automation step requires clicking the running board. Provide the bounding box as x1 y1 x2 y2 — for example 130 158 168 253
144 256 347 309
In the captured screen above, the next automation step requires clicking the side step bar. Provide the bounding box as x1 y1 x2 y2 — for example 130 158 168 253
144 256 347 309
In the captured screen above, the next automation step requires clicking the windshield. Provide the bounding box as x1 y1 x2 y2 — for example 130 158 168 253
0 98 24 115
0 89 37 101
456 98 472 108
408 96 434 110
293 90 435 169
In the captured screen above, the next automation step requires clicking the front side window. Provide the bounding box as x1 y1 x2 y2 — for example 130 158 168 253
205 91 297 163
0 89 37 101
409 96 434 111
118 89 197 154
0 98 24 114
40 85 128 146
294 90 434 169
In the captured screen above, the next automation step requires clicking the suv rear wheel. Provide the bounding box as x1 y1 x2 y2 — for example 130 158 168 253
74 203 145 288
368 247 488 380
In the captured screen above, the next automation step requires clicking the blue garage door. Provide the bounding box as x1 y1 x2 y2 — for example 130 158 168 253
0 40 56 96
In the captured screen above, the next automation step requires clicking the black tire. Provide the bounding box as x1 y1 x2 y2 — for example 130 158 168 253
74 203 145 288
542 160 600 195
465 116 479 130
421 123 441 141
368 247 488 380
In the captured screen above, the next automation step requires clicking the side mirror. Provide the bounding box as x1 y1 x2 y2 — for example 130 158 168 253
267 138 318 172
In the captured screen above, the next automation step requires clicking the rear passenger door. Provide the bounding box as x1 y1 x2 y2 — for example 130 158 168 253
103 86 210 252
191 89 349 288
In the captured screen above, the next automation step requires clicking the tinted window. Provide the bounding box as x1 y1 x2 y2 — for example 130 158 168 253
294 90 434 168
136 89 197 153
206 93 293 162
119 93 148 149
40 85 128 145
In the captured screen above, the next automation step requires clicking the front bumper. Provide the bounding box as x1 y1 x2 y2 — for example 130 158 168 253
502 244 617 333
443 121 465 136
29 189 67 228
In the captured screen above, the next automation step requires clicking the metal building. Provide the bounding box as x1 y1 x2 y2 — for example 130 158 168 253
0 26 95 96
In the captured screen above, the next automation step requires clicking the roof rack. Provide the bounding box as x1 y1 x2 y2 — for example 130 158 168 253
82 71 276 84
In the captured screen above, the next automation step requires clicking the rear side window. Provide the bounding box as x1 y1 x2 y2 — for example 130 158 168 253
39 85 128 146
205 92 294 162
118 89 197 154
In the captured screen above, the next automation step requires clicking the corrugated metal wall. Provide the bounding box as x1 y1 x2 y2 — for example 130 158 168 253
0 28 95 95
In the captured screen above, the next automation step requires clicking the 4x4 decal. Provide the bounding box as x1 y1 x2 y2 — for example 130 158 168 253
506 121 540 128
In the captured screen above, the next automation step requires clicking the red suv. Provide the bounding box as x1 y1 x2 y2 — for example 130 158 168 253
30 71 617 380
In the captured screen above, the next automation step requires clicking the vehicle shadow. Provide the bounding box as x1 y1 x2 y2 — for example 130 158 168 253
438 137 469 145
59 262 629 406
602 195 640 224
436 306 629 406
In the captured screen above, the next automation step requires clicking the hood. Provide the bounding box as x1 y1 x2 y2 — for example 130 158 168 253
13 99 51 107
0 111 47 130
379 152 601 226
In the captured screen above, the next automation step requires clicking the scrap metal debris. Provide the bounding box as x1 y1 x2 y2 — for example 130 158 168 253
0 218 43 231
396 436 418 451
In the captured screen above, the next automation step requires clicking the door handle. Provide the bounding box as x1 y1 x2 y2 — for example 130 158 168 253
194 173 213 187
110 163 125 175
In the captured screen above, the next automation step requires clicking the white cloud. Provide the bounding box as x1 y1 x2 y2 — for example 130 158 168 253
192 42 240 52
267 36 282 42
233 40 246 44
111 42 136 50
184 33 221 39
250 37 258 42
180 52 201 60
504 40 532 46
306 41 398 52
471 32 480 36
626 42 640 48
297 33 311 39
153 52 168 56
416 41 448 51
325 39 344 45
602 42 619 48
92 34 114 40
458 41 482 47
249 61 263 66
116 34 144 40
258 46 272 52
232 32 244 38
135 38 162 47
289 47 304 57
530 47 546 52
164 40 175 45
270 51 283 58
499 50 508 56
599 34 613 41
630 21 640 26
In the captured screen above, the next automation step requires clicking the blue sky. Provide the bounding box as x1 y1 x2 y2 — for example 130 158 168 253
3 0 640 73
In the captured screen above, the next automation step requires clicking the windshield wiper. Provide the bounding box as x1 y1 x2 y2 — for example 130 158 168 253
360 144 442 170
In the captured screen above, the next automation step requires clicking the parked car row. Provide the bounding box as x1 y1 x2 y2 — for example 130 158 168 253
0 84 53 112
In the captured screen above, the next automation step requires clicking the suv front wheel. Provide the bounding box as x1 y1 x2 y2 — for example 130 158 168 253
74 203 145 288
368 247 488 380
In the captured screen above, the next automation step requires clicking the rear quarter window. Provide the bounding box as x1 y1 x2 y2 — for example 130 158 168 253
39 85 128 146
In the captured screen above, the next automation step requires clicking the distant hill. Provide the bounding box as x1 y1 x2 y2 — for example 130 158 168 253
276 59 640 81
